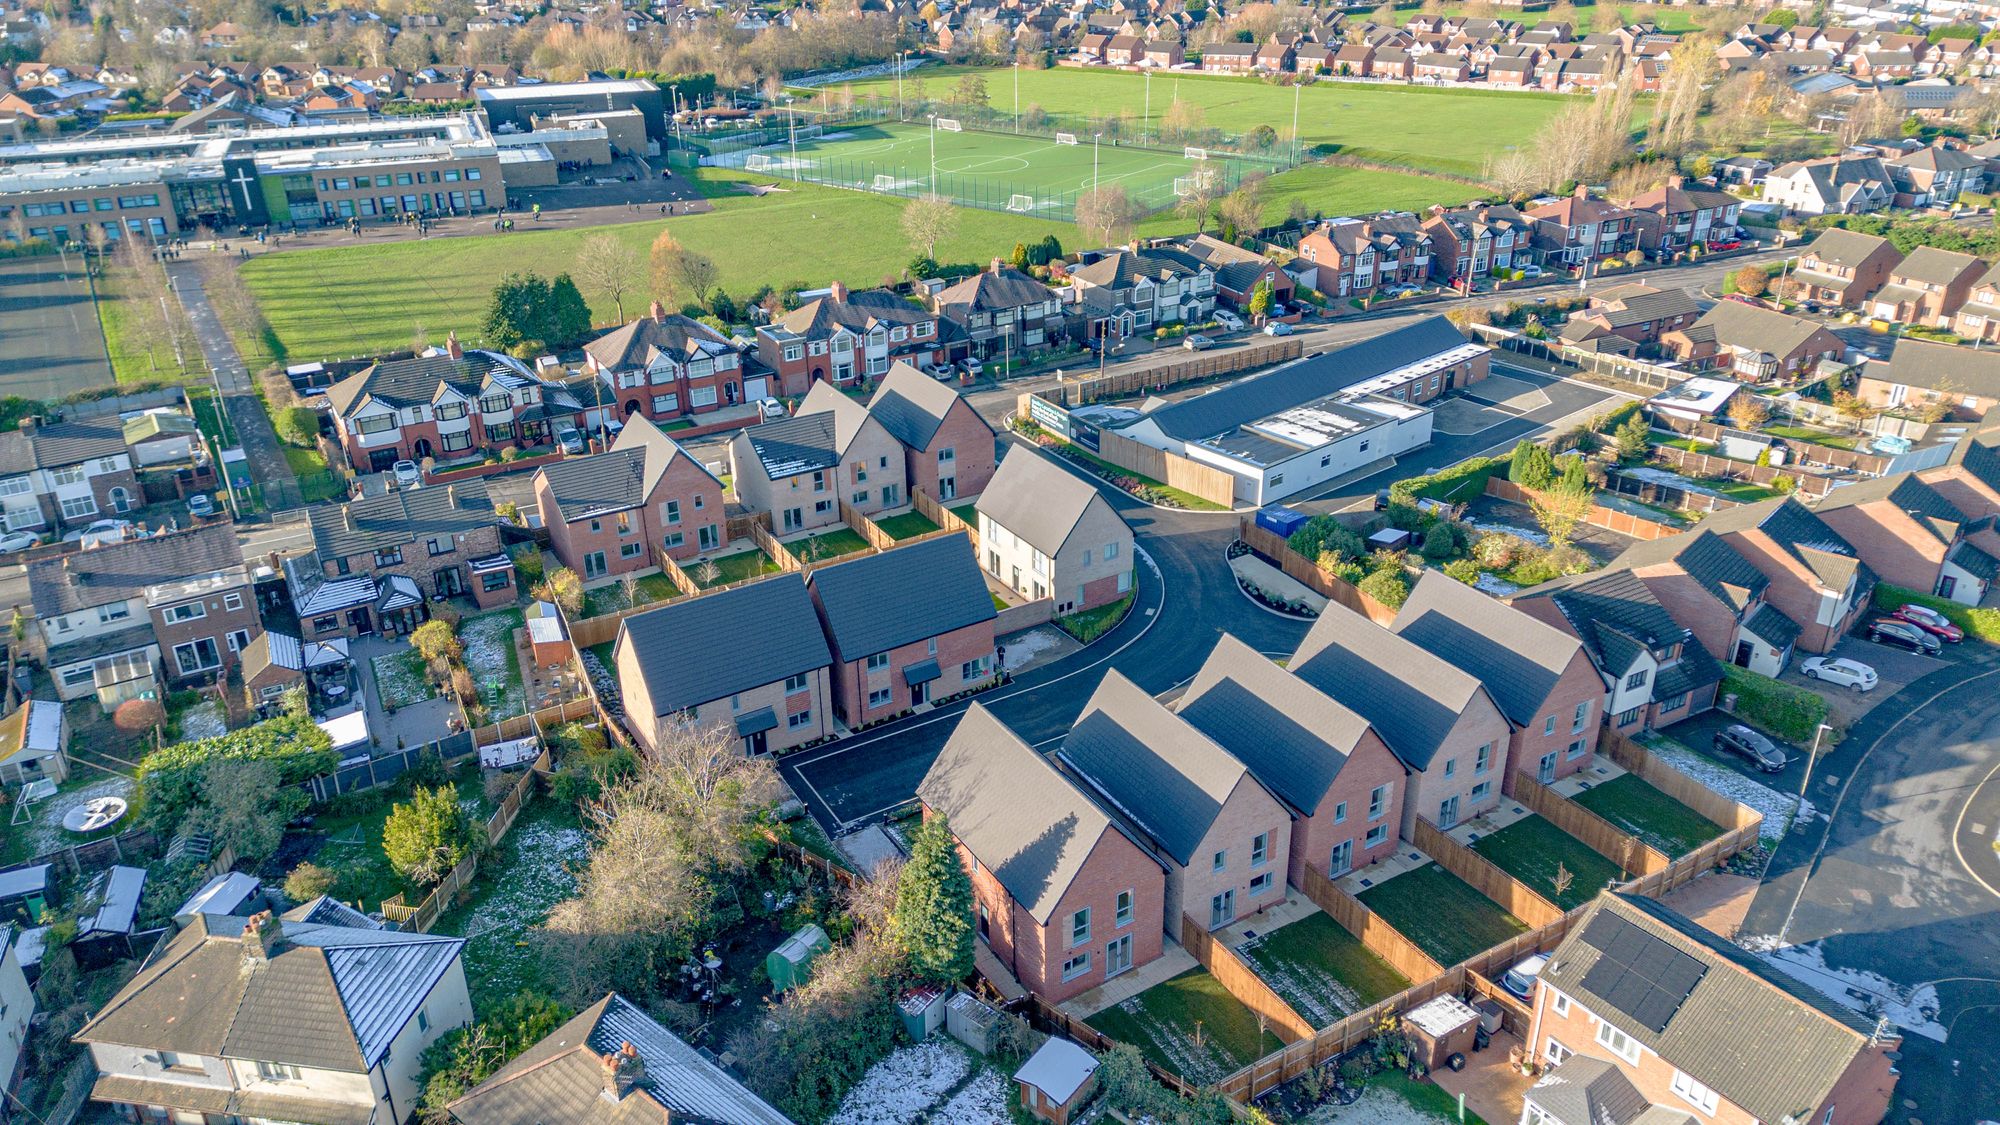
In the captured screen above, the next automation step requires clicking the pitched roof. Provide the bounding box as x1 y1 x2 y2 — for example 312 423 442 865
582 312 734 372
1600 528 1768 613
308 479 499 560
808 533 994 659
616 575 832 715
1799 227 1897 270
976 448 1117 556
324 351 528 418
736 409 842 478
77 913 463 1072
1390 572 1587 727
1890 245 1982 287
1175 633 1382 816
450 993 791 1125
1289 600 1489 770
536 416 714 523
769 286 932 337
1693 496 1870 593
1524 1055 1655 1125
1685 302 1831 360
1058 671 1259 865
28 523 245 616
27 417 126 466
1874 336 2000 398
1068 245 1207 289
1542 893 1882 1125
866 362 989 452
919 704 1151 923
931 265 1056 314
1815 471 1966 544
1515 570 1725 701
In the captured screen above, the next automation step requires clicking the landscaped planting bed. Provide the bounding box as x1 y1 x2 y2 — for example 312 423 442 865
1572 773 1726 856
1236 911 1409 1027
1356 863 1528 969
1085 967 1281 1084
1469 815 1627 911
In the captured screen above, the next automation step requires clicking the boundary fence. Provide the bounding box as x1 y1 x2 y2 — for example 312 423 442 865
1042 338 1304 405
1236 518 1399 625
380 744 554 933
1180 912 1315 1044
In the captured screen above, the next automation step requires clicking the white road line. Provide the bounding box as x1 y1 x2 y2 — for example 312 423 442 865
1952 728 2000 903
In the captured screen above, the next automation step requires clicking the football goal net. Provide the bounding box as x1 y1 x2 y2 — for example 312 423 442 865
745 153 779 172
1007 193 1036 213
872 173 903 191
1174 167 1222 197
790 123 822 141
1184 146 1209 161
1055 132 1080 146
936 117 963 132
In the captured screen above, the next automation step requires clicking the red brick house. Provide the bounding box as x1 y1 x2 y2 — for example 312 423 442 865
1510 571 1723 732
581 304 750 426
326 339 565 473
865 363 998 501
753 282 946 398
1866 246 1983 328
1392 572 1606 792
1525 186 1641 267
927 263 1066 365
1790 228 1902 308
1057 671 1292 940
1522 892 1900 1125
1951 262 2000 342
1424 203 1536 285
1687 497 1873 655
1201 42 1260 72
1559 284 1701 353
1856 336 2000 421
1921 426 2000 519
1661 302 1844 381
1175 633 1407 882
1293 214 1434 299
533 415 724 580
1593 528 1803 676
807 533 997 724
294 480 514 640
1178 234 1296 316
1814 472 1998 605
1621 176 1741 258
918 703 1167 1003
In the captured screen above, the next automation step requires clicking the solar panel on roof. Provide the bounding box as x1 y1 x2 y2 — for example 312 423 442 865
1578 913 1709 1034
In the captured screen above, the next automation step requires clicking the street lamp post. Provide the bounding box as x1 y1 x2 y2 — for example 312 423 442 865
1093 133 1101 190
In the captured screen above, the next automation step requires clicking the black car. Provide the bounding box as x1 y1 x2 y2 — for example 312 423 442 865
1713 724 1787 773
1869 618 1943 654
1374 488 1392 511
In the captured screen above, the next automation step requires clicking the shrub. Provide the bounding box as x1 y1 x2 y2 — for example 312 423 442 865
500 446 524 462
273 406 320 448
1420 522 1459 562
1393 454 1509 504
383 784 482 887
1444 558 1482 585
284 861 337 903
1510 440 1556 489
1358 567 1410 610
138 713 336 826
1289 514 1364 564
1720 666 1833 745
1475 533 1526 569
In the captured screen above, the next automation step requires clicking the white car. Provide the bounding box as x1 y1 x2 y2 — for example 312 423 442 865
1519 264 1545 279
1501 953 1548 1001
392 460 422 489
64 519 133 549
1264 321 1293 336
0 530 40 553
1802 656 1878 693
1213 309 1245 332
757 397 786 421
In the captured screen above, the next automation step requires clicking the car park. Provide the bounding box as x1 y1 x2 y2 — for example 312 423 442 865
1870 618 1943 655
1182 334 1215 351
1713 724 1787 772
1802 656 1877 693
1891 603 1962 643
392 460 422 489
1264 321 1293 336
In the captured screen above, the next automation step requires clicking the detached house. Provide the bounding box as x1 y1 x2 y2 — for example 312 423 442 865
754 282 945 398
534 415 724 579
1526 187 1640 267
1622 177 1741 257
1692 497 1874 654
1814 473 1997 605
727 382 908 534
1661 302 1845 381
295 480 513 640
1857 336 2000 420
929 262 1066 365
1175 633 1407 881
1559 285 1701 355
1789 228 1902 308
1064 246 1216 343
326 341 562 473
1057 671 1292 938
865 362 997 501
976 449 1134 614
1391 573 1606 790
1764 155 1893 217
581 304 748 426
920 704 1167 1003
1522 892 1900 1125
1290 601 1512 834
808 533 997 724
1511 570 1723 732
30 524 260 707
614 575 833 755
1595 529 1802 676
1866 246 1984 327
1951 262 2000 342
78 911 472 1125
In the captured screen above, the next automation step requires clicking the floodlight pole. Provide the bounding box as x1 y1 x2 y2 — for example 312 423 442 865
1292 82 1302 163
1093 133 1101 190
930 114 937 192
1014 59 1020 133
1145 70 1151 145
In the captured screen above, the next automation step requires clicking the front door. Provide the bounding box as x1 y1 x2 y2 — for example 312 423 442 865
346 607 374 636
910 680 928 706
1940 575 1958 600
1733 640 1753 667
1539 752 1556 785
1209 890 1235 928
1106 934 1133 977
411 438 434 460
1438 795 1460 828
743 730 768 756
1329 840 1352 877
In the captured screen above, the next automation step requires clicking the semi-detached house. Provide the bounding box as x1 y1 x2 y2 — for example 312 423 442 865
928 262 1066 365
728 382 908 535
1687 496 1873 655
754 281 946 399
1511 570 1724 732
1789 228 1902 308
294 480 514 641
533 415 724 580
1292 214 1434 300
1866 245 1984 328
581 304 751 426
1813 472 1998 605
1063 246 1216 344
325 340 570 473
807 533 997 724
976 449 1134 614
0 417 142 534
1591 528 1802 677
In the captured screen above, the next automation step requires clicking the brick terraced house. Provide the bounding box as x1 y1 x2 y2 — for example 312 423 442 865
581 303 750 426
293 479 513 641
754 281 946 398
326 339 570 472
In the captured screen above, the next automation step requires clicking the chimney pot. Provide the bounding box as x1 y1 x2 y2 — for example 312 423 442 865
991 257 1004 274
240 910 281 974
650 300 666 322
829 280 849 302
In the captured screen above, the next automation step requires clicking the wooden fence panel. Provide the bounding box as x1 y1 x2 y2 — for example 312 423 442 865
1651 413 1891 474
1238 519 1398 626
1055 338 1304 405
1180 912 1315 1042
839 499 897 553
659 547 703 599
725 510 771 543
749 522 802 572
1411 819 1564 930
1094 429 1170 480
1085 431 1242 509
1597 728 1763 835
912 487 979 553
1648 445 1839 498
1482 477 1687 542
1297 864 1445 985
1509 772 1668 877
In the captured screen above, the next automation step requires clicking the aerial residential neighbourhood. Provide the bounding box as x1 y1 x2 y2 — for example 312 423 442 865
14 1 2000 1124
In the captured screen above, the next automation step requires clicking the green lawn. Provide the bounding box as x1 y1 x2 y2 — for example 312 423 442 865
188 388 229 447
692 547 781 588
581 572 683 618
1085 967 1282 1084
1764 424 1862 451
1139 161 1483 236
237 168 1072 363
1357 863 1528 969
1046 438 1227 510
1470 815 1627 911
431 793 587 1014
306 769 487 913
874 509 940 540
1573 774 1726 858
990 591 1010 611
1390 0 1712 31
284 445 347 503
830 66 1578 180
1367 1071 1494 1125
1236 911 1409 1028
792 526 872 563
94 265 195 386
948 502 979 528
371 650 436 709
1704 478 1783 503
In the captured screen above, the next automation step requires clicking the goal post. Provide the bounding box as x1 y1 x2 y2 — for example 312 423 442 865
744 153 777 172
1007 193 1036 213
872 173 902 191
1055 131 1080 146
1184 145 1209 161
1174 166 1222 197
936 117 963 132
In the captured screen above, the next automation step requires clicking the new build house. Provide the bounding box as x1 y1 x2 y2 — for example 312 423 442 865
1592 529 1802 677
976 449 1134 614
1512 571 1724 732
1814 472 1997 605
1690 497 1874 654
1057 672 1292 940
614 575 834 755
534 415 724 579
918 703 1168 1003
807 533 997 724
1391 573 1605 790
865 363 998 502
728 383 908 534
1290 601 1512 835
1174 633 1407 881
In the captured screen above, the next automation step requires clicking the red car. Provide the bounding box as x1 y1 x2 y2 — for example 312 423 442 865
1710 239 1743 252
1892 603 1964 643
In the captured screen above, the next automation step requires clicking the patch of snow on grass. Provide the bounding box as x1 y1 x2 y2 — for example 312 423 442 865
1306 1084 1460 1124
1238 935 1363 1027
371 651 435 709
449 815 588 995
460 610 528 717
1000 626 1061 670
1646 736 1813 840
176 700 227 741
1749 939 1943 1042
1467 519 1549 547
935 1069 1010 1124
1111 995 1235 1084
828 1040 972 1125
18 774 134 857
1473 572 1521 596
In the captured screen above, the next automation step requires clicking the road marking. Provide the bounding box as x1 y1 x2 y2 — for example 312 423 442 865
1952 737 2000 904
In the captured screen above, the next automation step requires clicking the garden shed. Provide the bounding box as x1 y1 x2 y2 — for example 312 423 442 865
765 922 829 993
897 985 948 1040
946 991 1001 1055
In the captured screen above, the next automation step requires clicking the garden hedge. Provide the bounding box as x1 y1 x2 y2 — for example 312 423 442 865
1872 583 2000 643
1392 454 1511 504
1719 666 1832 745
138 713 338 822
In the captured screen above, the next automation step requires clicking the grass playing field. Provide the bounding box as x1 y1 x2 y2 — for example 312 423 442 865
823 65 1582 180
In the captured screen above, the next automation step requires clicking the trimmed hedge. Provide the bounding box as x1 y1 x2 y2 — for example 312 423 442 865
1872 582 2000 643
138 713 338 822
1392 454 1511 504
1720 665 1832 746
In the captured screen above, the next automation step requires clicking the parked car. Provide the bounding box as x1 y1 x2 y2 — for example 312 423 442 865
391 459 422 489
1183 334 1215 351
1518 265 1544 279
1869 618 1943 655
64 519 134 549
1383 284 1421 298
0 530 40 553
556 425 585 455
1373 488 1392 511
1213 310 1245 332
1500 954 1548 1001
186 493 216 519
1713 724 1787 772
1892 603 1963 643
925 363 955 381
1802 656 1878 693
1264 321 1293 336
960 357 984 378
757 397 786 421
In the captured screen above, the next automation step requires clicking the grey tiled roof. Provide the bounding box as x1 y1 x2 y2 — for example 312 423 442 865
807 533 994 660
1523 1055 1651 1125
0 431 33 477
28 523 246 616
582 312 734 371
1058 671 1256 866
27 418 126 467
1687 302 1830 360
1175 633 1378 816
1816 472 1966 544
616 575 831 715
866 362 988 452
932 265 1056 315
1602 529 1767 613
308 478 498 561
536 448 648 521
1695 496 1868 593
1391 572 1586 728
1516 570 1688 671
738 412 840 477
1891 245 1982 287
1800 227 1897 270
1290 600 1488 771
1744 603 1802 650
324 351 525 418
1875 337 2000 397
976 448 1114 556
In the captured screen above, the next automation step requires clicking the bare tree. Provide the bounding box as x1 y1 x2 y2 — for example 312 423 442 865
1075 184 1140 246
574 232 641 324
1218 176 1267 238
900 194 960 261
649 229 720 312
1160 97 1206 143
1175 172 1223 234
1485 149 1542 199
1551 862 1575 902
1529 484 1595 553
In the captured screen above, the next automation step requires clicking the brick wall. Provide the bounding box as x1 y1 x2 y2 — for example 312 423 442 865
965 828 1168 1004
1399 697 1512 840
1817 503 1946 595
1502 649 1607 795
827 619 996 725
1920 464 2000 520
1287 730 1405 885
1169 781 1291 941
1712 527 1855 654
151 586 263 682
905 401 997 501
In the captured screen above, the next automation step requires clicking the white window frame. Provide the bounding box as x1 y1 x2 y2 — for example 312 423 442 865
1595 1020 1641 1065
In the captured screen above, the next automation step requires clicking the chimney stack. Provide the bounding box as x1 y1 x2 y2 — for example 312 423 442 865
445 330 463 360
829 280 849 302
650 300 666 323
446 484 457 509
990 257 1004 275
240 911 281 974
599 1043 644 1100
1666 174 1684 188
1574 183 1589 200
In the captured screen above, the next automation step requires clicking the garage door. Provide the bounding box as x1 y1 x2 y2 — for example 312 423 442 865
744 376 769 400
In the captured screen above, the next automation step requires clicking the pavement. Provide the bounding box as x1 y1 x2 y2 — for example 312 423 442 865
0 256 115 399
166 262 302 511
